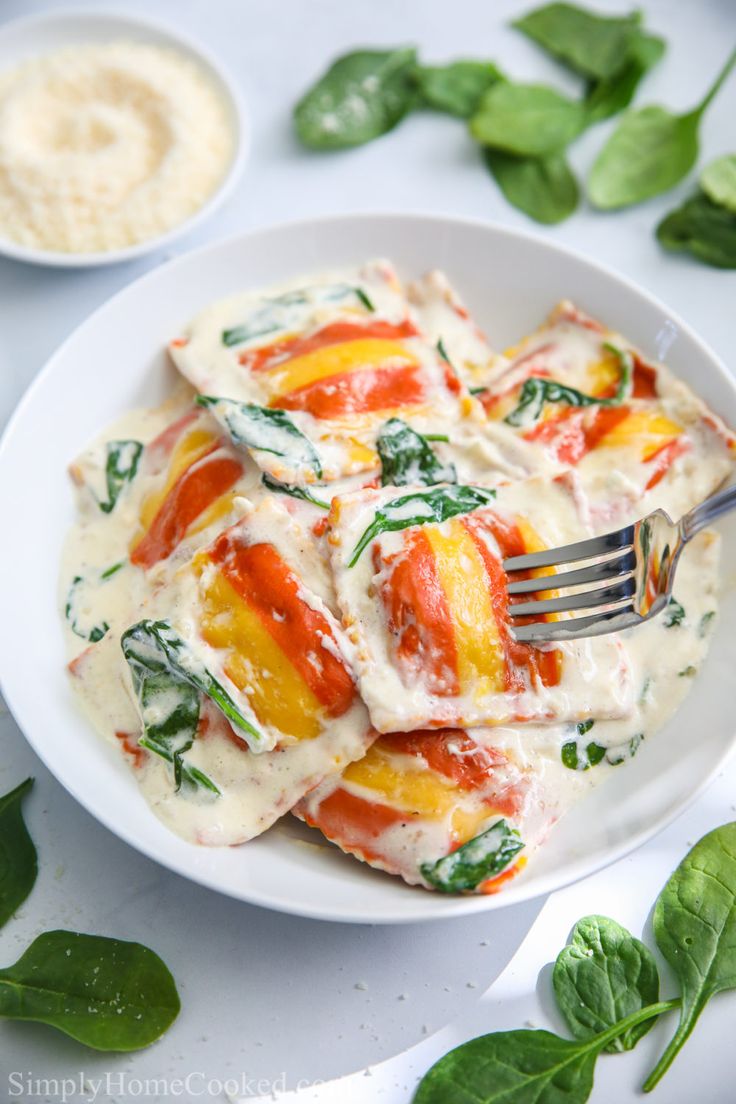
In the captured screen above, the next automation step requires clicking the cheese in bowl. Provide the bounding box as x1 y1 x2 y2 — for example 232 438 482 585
0 41 234 254
61 260 735 893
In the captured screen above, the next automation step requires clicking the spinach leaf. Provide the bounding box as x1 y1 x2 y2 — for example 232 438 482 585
421 819 524 893
484 149 579 224
513 3 642 82
663 597 685 627
644 822 736 1090
561 738 606 771
0 930 179 1051
261 472 330 509
294 48 418 149
589 48 736 209
377 418 457 488
416 60 504 117
197 396 322 478
348 484 496 567
554 915 660 1052
222 284 373 346
470 81 586 157
657 192 736 270
699 610 716 637
605 732 642 766
65 562 125 644
505 342 632 427
96 440 143 514
413 1001 676 1104
585 32 665 125
0 779 37 930
701 154 736 214
121 624 215 794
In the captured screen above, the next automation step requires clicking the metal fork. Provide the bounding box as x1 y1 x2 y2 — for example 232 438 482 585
504 483 736 642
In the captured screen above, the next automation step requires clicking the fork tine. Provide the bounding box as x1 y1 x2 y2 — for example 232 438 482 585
502 524 635 573
509 577 636 618
512 606 640 643
506 548 636 595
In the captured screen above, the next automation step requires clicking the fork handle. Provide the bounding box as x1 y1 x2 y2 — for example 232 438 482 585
682 482 736 542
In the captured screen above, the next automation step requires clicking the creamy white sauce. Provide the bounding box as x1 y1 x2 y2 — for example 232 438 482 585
61 267 731 893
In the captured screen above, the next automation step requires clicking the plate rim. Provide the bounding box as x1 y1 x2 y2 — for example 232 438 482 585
1 210 735 923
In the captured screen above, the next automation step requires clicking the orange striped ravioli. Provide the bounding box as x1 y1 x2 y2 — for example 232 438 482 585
477 300 736 522
294 728 534 893
327 476 634 733
172 497 363 752
169 261 478 482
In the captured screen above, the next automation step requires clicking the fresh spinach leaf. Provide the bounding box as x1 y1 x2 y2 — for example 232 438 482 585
261 472 330 509
484 149 579 224
471 81 586 157
513 3 642 81
294 48 418 149
505 342 632 427
0 779 36 930
554 915 660 1052
657 192 736 270
644 823 736 1090
348 484 496 567
416 60 504 117
65 563 125 644
585 32 665 125
562 738 606 771
96 440 143 514
699 610 716 637
663 597 685 627
605 733 642 766
589 48 736 209
197 396 322 478
0 930 179 1051
700 154 736 213
413 1001 676 1104
377 418 457 488
421 820 524 893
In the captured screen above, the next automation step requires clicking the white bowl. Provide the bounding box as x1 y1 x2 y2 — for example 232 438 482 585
0 7 248 267
1 213 735 923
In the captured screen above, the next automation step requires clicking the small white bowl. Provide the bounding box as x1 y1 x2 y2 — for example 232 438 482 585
0 7 248 267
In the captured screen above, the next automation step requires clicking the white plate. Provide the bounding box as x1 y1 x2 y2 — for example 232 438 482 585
1 213 735 924
0 8 248 267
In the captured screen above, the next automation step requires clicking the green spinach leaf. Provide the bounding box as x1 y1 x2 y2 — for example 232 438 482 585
197 396 322 478
294 48 418 149
513 3 642 81
261 472 330 509
605 732 642 766
377 418 457 487
589 48 736 209
700 154 736 213
65 562 125 644
505 342 632 427
484 149 579 224
585 32 665 125
421 819 524 893
413 1001 676 1104
470 81 586 157
348 484 496 567
562 738 606 771
0 779 36 930
663 597 685 627
96 440 143 514
222 284 373 346
657 192 736 270
416 60 504 117
699 610 716 637
0 930 179 1051
644 822 736 1090
554 915 660 1052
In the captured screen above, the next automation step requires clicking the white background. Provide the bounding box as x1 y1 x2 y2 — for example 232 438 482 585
0 1 735 1101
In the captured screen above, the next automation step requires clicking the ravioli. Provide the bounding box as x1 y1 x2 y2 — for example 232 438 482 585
169 260 479 483
327 475 634 732
477 301 736 528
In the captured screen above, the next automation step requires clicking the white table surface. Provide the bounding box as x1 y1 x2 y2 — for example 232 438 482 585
0 1 734 1101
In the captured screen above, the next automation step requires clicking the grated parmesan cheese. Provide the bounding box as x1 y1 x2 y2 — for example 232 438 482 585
0 41 234 253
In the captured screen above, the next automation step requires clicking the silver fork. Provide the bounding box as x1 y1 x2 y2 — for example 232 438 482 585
504 483 736 642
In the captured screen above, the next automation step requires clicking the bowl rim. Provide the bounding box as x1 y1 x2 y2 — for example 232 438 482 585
2 209 735 923
0 5 249 268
